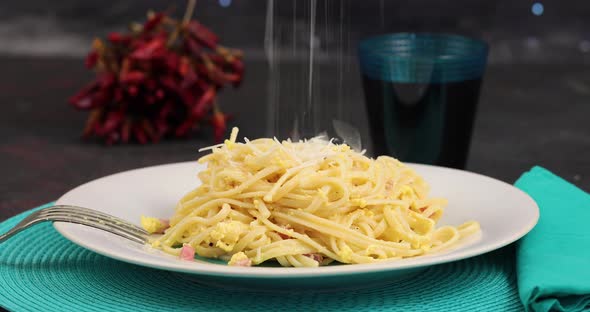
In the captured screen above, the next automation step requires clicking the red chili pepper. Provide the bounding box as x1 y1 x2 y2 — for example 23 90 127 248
130 37 166 60
85 51 98 69
231 59 244 76
143 12 165 33
98 73 117 88
186 21 219 49
179 89 196 108
69 76 114 110
210 110 227 142
96 110 125 136
105 131 120 145
127 85 139 97
120 57 131 70
178 57 191 76
96 90 113 106
220 72 242 84
82 109 102 138
192 87 216 118
196 79 209 92
206 54 226 66
159 76 181 95
158 101 174 120
195 63 225 86
155 89 165 99
114 87 124 102
183 36 202 57
146 95 156 105
155 119 168 136
163 52 180 74
181 68 198 90
121 119 132 143
175 119 194 137
141 119 159 142
231 75 243 88
212 69 240 87
107 32 131 45
133 125 148 144
144 78 158 91
69 81 99 109
120 71 146 84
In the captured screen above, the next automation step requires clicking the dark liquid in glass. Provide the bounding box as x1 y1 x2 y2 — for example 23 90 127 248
362 76 482 169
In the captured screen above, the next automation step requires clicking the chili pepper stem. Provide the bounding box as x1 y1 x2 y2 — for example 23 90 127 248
212 101 221 114
183 0 197 25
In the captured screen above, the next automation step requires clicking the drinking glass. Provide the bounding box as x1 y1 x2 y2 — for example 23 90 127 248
359 33 488 169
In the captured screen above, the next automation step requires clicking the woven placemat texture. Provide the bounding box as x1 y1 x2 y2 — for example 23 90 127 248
0 205 524 312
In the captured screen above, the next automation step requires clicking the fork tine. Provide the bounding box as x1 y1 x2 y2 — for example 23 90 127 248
40 211 148 240
39 213 148 237
45 214 147 244
41 206 148 236
46 205 147 234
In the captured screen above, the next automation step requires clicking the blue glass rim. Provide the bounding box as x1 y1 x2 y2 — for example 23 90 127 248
358 33 489 83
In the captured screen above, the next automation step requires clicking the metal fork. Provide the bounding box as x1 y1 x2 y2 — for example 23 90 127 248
0 205 148 244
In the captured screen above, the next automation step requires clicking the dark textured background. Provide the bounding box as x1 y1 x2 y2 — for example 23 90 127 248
1 0 589 220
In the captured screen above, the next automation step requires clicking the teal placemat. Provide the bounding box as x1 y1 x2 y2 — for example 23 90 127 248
0 203 523 312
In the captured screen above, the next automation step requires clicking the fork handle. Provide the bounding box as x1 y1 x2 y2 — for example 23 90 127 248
0 215 44 243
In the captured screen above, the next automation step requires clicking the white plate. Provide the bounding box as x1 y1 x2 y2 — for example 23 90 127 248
54 162 539 289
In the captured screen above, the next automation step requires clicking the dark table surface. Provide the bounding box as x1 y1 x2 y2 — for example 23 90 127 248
1 56 589 221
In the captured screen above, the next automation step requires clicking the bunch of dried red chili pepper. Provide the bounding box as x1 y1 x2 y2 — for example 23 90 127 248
69 3 243 144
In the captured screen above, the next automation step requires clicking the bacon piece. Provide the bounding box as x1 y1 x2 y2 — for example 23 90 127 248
233 258 252 267
179 244 195 261
304 253 324 263
277 224 293 239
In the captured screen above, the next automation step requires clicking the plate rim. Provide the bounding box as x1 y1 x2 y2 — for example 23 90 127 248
54 161 539 278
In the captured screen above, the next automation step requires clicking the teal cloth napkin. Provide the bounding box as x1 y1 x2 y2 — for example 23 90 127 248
515 166 590 312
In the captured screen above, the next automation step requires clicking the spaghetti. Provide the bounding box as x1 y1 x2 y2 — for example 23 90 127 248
146 128 480 267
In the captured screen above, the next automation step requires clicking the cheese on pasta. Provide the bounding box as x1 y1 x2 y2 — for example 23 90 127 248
148 128 480 267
